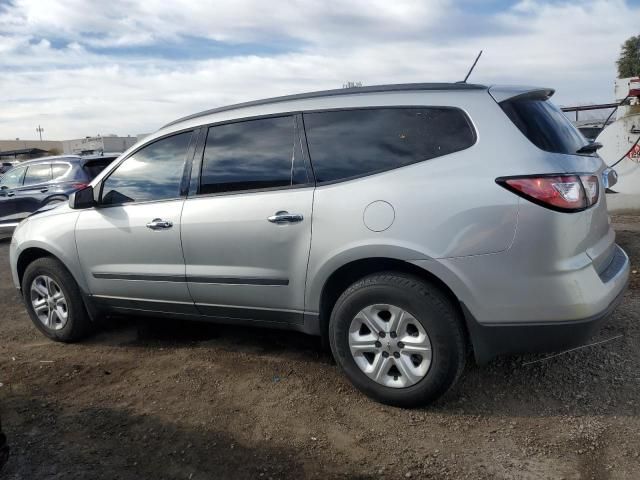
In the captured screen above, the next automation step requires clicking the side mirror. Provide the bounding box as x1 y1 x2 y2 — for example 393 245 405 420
0 185 7 190
69 185 96 209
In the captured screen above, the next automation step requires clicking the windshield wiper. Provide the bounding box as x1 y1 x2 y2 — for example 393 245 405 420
576 142 603 154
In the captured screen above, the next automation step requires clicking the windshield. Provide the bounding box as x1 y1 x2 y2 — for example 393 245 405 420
500 97 590 155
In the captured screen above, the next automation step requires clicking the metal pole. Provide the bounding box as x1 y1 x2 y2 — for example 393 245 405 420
36 125 44 141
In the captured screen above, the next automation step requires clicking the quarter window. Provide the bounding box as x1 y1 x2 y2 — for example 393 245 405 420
23 164 52 185
303 108 476 183
101 131 192 205
199 116 307 195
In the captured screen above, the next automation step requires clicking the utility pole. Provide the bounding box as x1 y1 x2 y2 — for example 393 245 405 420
36 125 44 141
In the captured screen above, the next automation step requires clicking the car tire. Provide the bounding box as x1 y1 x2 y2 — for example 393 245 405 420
329 272 466 408
22 256 93 342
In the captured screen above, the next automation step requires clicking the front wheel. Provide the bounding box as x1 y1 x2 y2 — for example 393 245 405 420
22 256 93 342
329 273 466 408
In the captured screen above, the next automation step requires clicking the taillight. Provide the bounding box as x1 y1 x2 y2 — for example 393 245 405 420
496 174 599 212
71 182 89 190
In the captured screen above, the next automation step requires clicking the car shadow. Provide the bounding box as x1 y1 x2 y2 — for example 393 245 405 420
87 315 334 365
1 394 375 479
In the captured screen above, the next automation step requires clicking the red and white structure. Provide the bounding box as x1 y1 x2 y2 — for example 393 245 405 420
597 77 640 196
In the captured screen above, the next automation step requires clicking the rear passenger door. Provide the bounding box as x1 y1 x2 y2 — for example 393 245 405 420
13 163 52 221
181 115 314 324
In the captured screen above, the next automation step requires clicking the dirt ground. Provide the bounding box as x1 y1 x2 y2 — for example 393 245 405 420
0 215 639 480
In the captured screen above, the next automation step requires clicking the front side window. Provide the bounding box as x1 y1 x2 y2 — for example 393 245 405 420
23 164 52 185
101 131 192 205
0 166 26 189
303 107 476 183
199 116 307 195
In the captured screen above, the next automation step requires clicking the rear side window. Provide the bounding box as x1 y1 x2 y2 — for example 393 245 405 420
303 107 476 183
500 98 588 155
83 158 117 179
51 163 71 180
199 116 308 195
101 131 192 205
23 164 52 185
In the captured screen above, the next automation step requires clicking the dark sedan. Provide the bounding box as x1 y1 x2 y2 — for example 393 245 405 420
0 154 120 234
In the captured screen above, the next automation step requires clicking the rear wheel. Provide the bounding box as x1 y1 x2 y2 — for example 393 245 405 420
329 272 466 407
22 257 93 342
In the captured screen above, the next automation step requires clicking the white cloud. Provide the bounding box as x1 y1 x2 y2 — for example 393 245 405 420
0 0 637 139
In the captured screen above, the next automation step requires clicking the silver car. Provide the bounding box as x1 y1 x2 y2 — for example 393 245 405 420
9 83 630 407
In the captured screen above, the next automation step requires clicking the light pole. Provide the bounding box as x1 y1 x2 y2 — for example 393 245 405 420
36 125 44 141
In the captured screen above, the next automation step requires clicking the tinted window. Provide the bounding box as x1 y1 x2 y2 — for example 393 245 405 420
51 163 71 180
303 108 475 183
23 164 52 185
84 158 117 179
500 98 588 155
102 132 192 205
0 166 26 188
200 116 307 195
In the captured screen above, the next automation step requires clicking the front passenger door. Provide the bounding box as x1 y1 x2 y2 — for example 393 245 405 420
0 166 27 224
13 163 52 220
75 131 197 313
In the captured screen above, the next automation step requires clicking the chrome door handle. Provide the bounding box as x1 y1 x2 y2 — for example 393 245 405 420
146 218 173 230
267 211 303 224
6 191 15 197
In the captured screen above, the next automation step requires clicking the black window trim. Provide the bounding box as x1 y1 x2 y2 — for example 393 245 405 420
96 128 198 209
189 112 316 199
301 105 478 187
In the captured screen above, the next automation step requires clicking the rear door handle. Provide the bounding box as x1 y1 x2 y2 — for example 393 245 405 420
6 191 15 197
40 188 49 193
267 211 304 224
146 218 173 230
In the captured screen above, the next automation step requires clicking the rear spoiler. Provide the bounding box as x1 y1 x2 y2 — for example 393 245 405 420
488 86 555 103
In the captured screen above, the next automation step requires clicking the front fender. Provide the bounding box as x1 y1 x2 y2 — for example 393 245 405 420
10 210 86 293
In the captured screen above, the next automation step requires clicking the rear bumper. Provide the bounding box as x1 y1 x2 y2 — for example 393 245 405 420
463 278 628 363
412 243 630 364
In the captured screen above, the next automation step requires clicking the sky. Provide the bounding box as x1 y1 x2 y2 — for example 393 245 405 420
0 0 639 140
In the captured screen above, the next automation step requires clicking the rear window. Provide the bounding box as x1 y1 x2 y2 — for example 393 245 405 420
83 158 117 179
500 97 589 155
303 107 476 184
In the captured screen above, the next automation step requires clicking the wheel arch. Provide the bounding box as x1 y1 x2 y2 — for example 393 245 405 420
17 246 63 289
16 241 87 294
316 257 468 347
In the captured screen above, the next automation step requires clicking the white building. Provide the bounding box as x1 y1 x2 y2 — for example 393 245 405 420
62 135 138 155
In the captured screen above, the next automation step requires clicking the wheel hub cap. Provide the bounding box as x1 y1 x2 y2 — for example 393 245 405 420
348 304 432 388
30 275 68 330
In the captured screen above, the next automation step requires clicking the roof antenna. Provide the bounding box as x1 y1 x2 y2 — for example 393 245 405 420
461 50 483 83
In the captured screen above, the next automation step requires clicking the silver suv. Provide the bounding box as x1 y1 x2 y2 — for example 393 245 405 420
9 83 630 407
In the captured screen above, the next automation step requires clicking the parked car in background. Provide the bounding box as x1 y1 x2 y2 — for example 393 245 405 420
0 162 17 174
9 83 630 407
0 153 120 235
